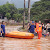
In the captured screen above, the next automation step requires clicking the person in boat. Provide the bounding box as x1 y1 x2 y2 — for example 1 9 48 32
29 21 35 34
1 21 5 37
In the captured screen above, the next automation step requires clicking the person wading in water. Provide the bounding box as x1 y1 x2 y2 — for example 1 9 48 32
1 21 5 37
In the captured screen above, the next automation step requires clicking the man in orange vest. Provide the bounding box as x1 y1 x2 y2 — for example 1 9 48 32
35 21 42 39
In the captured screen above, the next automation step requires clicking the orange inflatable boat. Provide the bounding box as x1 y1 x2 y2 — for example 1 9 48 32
5 31 34 39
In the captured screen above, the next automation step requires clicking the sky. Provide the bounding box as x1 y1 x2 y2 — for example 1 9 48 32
25 0 40 1
0 0 40 8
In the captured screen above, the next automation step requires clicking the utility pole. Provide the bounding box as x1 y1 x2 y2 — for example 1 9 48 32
28 0 30 23
23 0 25 29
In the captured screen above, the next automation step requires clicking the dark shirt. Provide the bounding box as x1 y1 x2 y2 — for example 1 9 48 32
29 25 35 33
35 25 36 28
1 24 5 33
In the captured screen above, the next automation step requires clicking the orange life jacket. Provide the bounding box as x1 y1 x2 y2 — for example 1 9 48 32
35 23 39 32
38 24 42 32
35 23 42 32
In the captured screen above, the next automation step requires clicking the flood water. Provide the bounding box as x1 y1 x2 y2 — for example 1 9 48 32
0 26 50 50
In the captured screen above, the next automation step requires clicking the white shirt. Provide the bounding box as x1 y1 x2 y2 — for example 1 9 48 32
46 23 50 29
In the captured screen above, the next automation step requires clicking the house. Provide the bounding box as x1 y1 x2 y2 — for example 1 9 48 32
44 19 50 23
0 17 8 22
0 14 16 24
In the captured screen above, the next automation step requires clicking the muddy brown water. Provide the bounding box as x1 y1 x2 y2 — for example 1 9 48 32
0 26 50 50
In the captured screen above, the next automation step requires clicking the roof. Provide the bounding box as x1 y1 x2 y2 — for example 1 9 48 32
44 19 50 21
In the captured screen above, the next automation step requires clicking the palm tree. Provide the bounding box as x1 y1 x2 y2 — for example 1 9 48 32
28 0 30 23
23 0 25 29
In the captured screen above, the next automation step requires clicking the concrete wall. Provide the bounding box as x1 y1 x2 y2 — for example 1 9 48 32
0 19 8 22
0 17 16 24
0 17 8 22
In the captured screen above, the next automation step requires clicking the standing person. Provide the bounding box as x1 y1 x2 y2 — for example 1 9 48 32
29 21 35 34
42 23 45 35
35 21 39 34
27 21 32 32
1 21 5 37
43 24 46 37
46 21 50 36
38 21 42 39
0 23 1 36
36 21 42 39
34 20 37 28
34 20 38 36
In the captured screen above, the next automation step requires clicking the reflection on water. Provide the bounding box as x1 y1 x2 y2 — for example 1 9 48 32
0 37 50 50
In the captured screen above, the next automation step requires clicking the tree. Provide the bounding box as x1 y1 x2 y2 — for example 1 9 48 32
39 11 50 22
17 8 24 14
31 0 50 21
13 14 17 20
23 0 25 29
28 0 30 22
5 13 11 20
13 14 23 22
17 14 23 22
0 2 17 19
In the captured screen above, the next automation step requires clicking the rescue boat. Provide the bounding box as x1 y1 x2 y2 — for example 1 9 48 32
5 31 34 39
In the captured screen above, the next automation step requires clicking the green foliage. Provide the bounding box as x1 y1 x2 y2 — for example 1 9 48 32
16 14 23 22
39 11 50 21
41 0 50 2
31 0 50 22
0 2 27 22
13 14 17 20
0 2 17 20
13 14 23 22
0 2 24 22
5 13 11 20
17 8 24 14
0 0 50 22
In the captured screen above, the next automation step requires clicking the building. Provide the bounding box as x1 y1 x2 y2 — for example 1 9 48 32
44 19 50 23
0 17 8 22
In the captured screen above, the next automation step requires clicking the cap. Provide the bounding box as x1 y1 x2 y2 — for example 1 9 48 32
32 21 34 23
